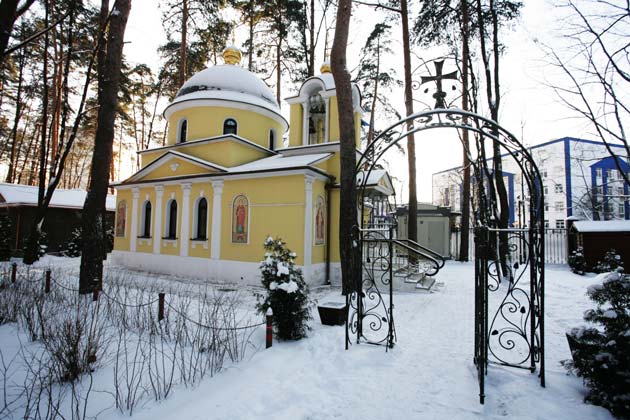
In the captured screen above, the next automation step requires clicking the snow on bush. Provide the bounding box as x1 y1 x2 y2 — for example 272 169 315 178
257 236 311 340
568 246 587 275
565 268 630 418
593 248 624 274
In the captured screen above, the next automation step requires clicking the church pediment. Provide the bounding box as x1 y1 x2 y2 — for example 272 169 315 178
125 151 227 183
139 134 273 169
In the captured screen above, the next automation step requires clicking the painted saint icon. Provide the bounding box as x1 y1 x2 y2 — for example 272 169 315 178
315 196 325 245
115 201 126 237
232 195 249 243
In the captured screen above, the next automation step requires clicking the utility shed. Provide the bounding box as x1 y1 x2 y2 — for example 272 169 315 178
396 203 458 257
570 220 630 270
0 183 115 256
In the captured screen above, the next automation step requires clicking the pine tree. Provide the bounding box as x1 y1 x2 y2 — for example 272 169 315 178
568 246 587 275
0 213 12 261
62 227 82 257
257 237 311 340
565 269 630 418
594 249 624 274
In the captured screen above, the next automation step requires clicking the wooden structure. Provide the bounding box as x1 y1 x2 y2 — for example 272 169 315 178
0 183 115 256
569 220 630 270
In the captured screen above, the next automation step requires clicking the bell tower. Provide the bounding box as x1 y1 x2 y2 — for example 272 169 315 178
285 62 362 149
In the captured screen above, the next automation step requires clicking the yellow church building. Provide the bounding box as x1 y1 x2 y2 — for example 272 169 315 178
111 47 394 285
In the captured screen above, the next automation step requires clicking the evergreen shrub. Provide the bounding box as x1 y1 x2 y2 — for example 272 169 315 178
565 268 630 418
0 213 12 261
257 237 311 340
594 249 624 274
568 246 587 275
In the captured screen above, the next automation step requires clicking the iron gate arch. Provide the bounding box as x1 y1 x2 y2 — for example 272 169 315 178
347 108 545 404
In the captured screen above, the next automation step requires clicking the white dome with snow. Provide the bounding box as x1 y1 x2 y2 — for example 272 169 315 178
167 64 280 116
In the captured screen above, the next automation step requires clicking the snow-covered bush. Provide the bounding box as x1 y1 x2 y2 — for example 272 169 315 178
565 269 630 418
62 228 82 257
593 249 624 274
568 246 587 275
0 213 12 261
257 237 311 340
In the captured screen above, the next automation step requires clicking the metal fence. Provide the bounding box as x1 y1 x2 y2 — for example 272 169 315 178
450 228 568 264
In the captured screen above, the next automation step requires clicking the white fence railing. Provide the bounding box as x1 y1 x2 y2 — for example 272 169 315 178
450 228 568 264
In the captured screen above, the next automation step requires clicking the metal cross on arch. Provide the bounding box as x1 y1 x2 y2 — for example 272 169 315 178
419 60 459 109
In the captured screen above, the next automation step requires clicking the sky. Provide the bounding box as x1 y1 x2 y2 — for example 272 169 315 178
121 0 589 202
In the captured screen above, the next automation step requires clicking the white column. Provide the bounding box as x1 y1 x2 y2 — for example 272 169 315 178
301 102 309 146
130 188 139 252
324 97 330 143
153 186 164 254
180 183 192 256
303 175 314 281
210 180 224 260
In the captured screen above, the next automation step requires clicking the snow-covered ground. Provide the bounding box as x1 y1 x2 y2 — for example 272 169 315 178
0 258 615 419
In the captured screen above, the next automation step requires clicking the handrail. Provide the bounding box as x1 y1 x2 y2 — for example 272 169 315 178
396 239 446 269
391 240 442 277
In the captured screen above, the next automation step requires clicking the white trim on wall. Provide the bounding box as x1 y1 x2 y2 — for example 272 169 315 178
109 251 328 286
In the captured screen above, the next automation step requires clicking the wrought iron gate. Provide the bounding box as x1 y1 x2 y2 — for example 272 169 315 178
346 108 545 405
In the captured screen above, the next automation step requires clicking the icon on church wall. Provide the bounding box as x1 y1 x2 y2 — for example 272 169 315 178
232 195 249 243
315 196 325 245
115 201 126 237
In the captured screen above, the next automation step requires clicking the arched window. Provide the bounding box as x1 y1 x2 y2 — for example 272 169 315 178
223 118 237 135
178 119 187 143
115 201 127 237
165 200 178 239
231 195 248 243
269 129 275 151
195 198 208 240
308 92 325 144
142 201 152 237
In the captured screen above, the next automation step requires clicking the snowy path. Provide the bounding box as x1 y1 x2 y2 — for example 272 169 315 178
102 262 613 420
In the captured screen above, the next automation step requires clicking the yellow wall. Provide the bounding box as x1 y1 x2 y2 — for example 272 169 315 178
113 190 132 251
168 106 284 149
140 139 269 170
220 176 305 264
328 98 339 142
289 103 303 147
141 158 215 181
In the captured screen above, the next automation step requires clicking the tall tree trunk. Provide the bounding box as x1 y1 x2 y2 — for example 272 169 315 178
179 0 187 87
400 0 417 247
247 0 254 71
459 0 471 261
308 0 315 76
331 0 358 295
79 0 131 293
275 0 282 107
0 0 35 63
5 33 24 183
23 0 50 264
476 0 510 277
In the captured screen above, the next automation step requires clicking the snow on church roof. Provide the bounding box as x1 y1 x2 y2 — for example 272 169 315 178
229 153 333 173
573 220 630 233
0 183 115 211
